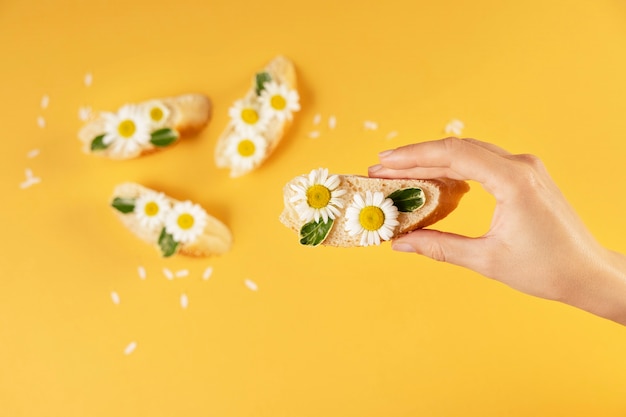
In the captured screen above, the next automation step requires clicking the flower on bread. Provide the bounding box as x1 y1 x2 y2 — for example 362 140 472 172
289 168 346 224
259 81 300 122
165 201 208 244
223 131 268 174
228 99 270 137
142 100 171 130
102 104 151 158
134 191 170 230
345 191 399 246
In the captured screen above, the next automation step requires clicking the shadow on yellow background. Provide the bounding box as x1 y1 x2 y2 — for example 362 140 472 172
1 1 626 416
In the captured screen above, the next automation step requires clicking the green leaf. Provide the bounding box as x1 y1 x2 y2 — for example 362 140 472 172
150 128 179 147
386 188 426 212
90 134 108 151
111 197 136 214
299 218 334 246
158 228 179 257
255 72 272 96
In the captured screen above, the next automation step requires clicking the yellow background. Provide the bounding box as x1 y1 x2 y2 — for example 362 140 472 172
2 0 626 415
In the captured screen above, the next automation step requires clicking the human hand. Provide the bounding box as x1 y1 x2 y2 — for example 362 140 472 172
368 137 626 325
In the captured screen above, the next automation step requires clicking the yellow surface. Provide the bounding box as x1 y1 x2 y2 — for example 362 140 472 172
2 0 626 416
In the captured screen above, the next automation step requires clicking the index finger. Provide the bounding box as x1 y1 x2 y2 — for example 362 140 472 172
377 138 512 194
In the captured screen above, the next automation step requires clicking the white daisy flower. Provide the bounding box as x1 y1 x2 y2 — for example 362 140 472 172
142 100 171 129
164 201 208 244
289 168 346 224
134 191 170 230
345 191 400 247
259 81 300 122
223 131 268 173
228 99 269 137
102 104 151 158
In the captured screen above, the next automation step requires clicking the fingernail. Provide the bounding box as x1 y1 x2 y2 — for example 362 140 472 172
392 242 415 253
368 164 382 173
378 149 393 158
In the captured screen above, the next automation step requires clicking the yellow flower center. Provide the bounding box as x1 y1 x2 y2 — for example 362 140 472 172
359 206 385 231
144 202 159 217
117 119 136 138
241 108 259 125
177 213 195 230
306 184 331 209
270 94 287 110
237 139 256 157
150 106 164 122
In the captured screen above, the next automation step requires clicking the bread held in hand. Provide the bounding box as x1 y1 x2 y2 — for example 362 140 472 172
280 168 469 247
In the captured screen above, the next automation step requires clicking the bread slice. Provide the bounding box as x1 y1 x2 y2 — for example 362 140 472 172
111 182 232 257
280 173 470 247
215 55 298 177
79 93 211 159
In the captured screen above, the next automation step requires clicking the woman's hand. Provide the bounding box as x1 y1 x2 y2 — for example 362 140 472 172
368 137 626 325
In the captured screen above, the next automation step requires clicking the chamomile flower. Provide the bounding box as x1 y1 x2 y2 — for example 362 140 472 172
289 168 346 224
259 81 300 122
134 191 170 230
228 99 269 137
102 104 151 158
345 191 400 247
164 201 208 244
223 131 268 174
142 100 171 129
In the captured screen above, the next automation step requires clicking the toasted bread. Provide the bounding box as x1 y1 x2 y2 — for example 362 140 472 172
111 182 231 257
215 56 299 177
79 93 211 159
280 171 469 247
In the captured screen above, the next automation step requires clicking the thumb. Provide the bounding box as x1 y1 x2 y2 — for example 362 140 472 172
392 229 488 272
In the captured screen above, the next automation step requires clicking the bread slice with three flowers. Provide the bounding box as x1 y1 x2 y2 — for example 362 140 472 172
215 55 300 177
280 168 470 247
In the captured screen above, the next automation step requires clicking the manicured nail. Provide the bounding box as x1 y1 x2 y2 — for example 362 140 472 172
368 164 383 173
378 149 393 158
392 242 415 253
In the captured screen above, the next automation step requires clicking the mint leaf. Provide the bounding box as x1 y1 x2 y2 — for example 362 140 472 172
299 218 334 246
255 72 272 96
387 188 425 212
90 134 108 151
150 128 179 147
158 228 179 257
111 197 136 214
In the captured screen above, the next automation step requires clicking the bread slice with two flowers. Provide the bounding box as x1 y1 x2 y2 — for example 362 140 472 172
279 168 470 247
110 182 232 257
78 93 212 159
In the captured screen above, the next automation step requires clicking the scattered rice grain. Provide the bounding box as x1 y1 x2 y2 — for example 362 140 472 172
27 149 40 158
202 266 213 280
111 291 120 305
328 115 337 129
163 268 174 280
245 279 258 291
84 72 93 87
313 113 322 125
137 265 146 280
180 293 189 309
308 131 320 139
386 131 399 140
124 341 137 355
175 269 189 278
40 95 49 109
37 116 46 128
364 121 378 130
